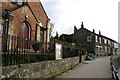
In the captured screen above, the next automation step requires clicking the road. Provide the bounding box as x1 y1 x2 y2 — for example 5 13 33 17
57 56 112 78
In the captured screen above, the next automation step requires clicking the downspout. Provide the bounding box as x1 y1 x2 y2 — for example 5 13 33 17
45 20 48 53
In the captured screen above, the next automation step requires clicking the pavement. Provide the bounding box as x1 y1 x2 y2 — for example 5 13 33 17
56 56 112 78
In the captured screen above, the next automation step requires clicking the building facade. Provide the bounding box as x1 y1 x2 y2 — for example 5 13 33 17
60 22 119 57
0 0 51 51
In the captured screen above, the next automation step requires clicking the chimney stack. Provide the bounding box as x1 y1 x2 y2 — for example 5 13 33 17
93 29 95 33
99 30 101 35
74 26 78 33
81 22 84 28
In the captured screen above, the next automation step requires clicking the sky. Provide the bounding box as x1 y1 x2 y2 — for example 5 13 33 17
41 0 119 42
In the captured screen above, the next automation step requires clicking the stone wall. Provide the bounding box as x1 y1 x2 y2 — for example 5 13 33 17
2 57 79 78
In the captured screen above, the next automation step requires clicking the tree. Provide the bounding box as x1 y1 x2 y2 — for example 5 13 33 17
54 31 59 39
59 34 65 42
49 23 55 38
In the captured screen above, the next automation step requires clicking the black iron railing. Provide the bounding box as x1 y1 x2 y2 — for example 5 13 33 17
1 35 55 66
0 35 79 66
110 56 120 80
111 65 120 80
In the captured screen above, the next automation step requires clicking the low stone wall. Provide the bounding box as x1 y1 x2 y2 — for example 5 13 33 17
2 57 79 78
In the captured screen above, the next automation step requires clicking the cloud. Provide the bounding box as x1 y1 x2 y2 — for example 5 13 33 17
41 0 119 41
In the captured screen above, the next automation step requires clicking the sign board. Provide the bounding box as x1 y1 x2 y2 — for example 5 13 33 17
55 43 62 60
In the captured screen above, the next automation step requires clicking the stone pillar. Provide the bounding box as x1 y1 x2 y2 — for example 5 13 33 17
79 49 82 63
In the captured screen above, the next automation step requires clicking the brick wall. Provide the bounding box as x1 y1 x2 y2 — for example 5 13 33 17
10 5 36 40
2 1 50 41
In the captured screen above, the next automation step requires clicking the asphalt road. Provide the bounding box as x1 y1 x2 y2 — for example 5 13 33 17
57 56 112 78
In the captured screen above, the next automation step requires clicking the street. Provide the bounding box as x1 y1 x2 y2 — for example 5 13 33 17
57 56 112 78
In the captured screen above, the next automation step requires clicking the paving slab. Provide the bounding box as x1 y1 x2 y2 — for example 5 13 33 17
56 56 112 78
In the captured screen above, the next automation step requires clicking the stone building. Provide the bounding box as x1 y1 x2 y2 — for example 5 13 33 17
0 0 51 50
60 22 119 57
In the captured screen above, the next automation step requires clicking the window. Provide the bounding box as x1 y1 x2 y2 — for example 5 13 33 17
18 21 31 49
108 40 111 45
102 38 104 43
99 37 101 43
105 46 107 52
0 24 3 36
37 26 40 41
11 0 17 2
87 36 92 42
104 39 107 44
11 0 26 6
96 36 98 42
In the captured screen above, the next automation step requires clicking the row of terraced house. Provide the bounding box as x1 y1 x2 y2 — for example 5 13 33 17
60 22 120 57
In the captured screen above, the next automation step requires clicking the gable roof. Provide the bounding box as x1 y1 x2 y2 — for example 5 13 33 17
78 27 118 43
27 1 49 20
0 1 18 12
0 1 20 18
27 1 50 28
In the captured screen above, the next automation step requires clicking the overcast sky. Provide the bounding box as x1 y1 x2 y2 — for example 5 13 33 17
40 0 119 42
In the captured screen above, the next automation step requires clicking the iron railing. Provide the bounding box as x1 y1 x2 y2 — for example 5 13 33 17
0 35 79 66
111 65 120 80
110 56 120 80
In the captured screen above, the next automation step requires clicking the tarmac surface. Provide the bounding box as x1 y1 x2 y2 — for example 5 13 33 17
57 56 112 78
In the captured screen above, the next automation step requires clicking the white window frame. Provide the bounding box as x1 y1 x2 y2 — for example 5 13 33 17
99 37 101 43
96 36 98 42
87 36 92 42
0 24 3 36
104 39 107 44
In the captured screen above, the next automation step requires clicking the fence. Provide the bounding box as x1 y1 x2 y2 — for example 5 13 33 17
110 52 120 80
0 35 79 66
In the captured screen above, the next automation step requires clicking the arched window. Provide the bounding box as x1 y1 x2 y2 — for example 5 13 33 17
0 24 3 36
18 21 31 49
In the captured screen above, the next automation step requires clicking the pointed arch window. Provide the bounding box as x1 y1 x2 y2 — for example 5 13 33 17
18 21 31 49
0 23 3 36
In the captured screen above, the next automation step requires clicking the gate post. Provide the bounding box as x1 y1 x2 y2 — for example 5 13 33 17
79 49 82 63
